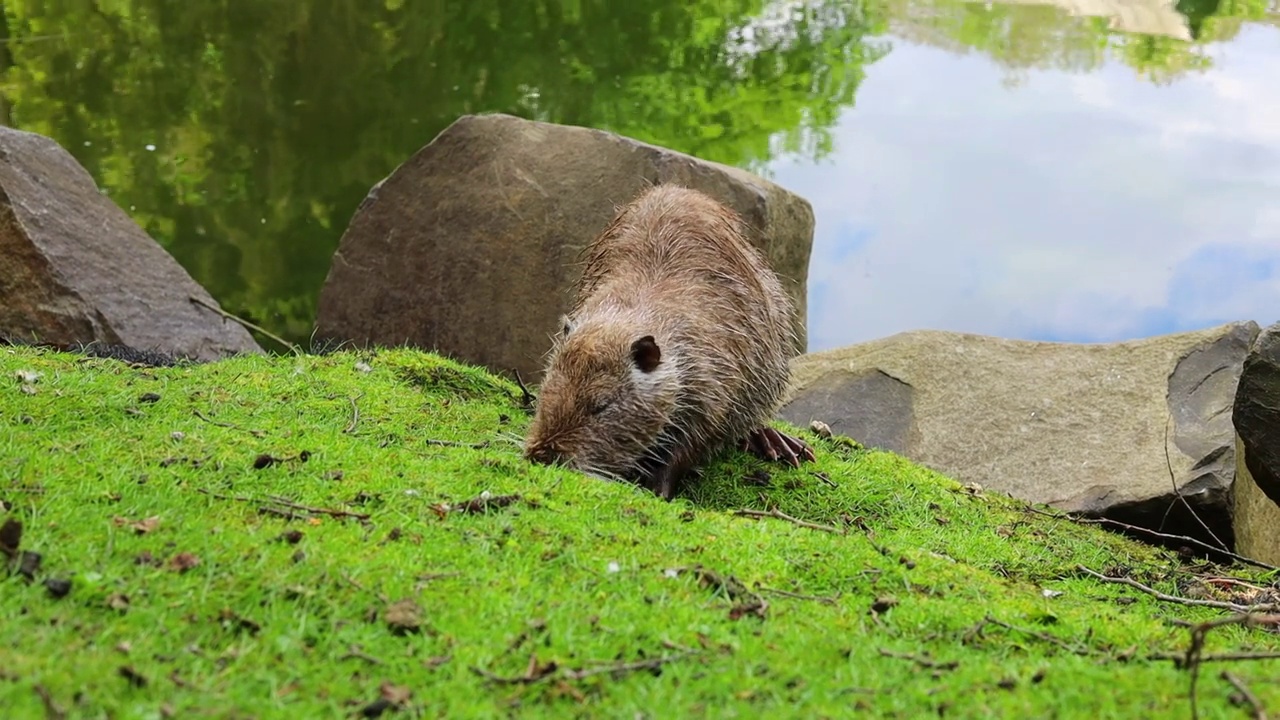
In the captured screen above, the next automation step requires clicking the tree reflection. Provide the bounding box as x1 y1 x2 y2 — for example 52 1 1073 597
1 0 888 345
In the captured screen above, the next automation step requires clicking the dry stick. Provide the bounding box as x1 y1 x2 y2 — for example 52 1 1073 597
192 409 267 438
877 649 959 671
265 494 372 521
423 438 491 450
1200 577 1271 593
809 471 838 488
195 488 371 522
755 586 840 604
1025 507 1278 572
1076 566 1280 613
1178 614 1280 720
732 508 845 535
340 644 385 666
258 506 308 522
188 296 301 355
32 684 66 720
977 615 1095 657
563 650 700 680
343 394 361 434
1160 414 1229 552
471 650 699 685
1152 651 1280 663
1221 671 1269 720
340 573 389 604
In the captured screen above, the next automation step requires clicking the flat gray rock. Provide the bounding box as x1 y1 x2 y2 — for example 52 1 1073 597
0 126 261 361
314 113 814 381
780 322 1259 543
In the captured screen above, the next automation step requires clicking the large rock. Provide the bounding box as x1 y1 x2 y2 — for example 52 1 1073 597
1231 322 1280 564
314 113 814 381
1232 435 1280 566
0 127 262 362
779 322 1260 544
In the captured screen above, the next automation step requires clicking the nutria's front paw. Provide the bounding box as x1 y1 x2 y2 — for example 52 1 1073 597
742 427 817 468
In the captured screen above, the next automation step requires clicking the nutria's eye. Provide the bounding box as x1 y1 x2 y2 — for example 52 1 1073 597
589 399 612 416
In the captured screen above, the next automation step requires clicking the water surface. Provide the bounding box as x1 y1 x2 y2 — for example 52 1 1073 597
2 0 1276 351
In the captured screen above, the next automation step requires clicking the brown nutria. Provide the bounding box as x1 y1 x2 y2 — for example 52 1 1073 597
523 183 815 500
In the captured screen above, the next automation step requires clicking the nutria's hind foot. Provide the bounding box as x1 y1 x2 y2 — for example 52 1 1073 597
742 427 817 468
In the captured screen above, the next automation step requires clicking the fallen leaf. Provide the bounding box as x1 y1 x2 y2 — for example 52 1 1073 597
168 552 201 573
44 577 72 599
384 599 423 635
423 654 452 669
17 551 41 580
0 517 22 559
871 596 898 614
118 665 147 688
378 681 412 707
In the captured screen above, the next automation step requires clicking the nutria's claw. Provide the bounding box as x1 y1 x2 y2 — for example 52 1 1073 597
744 427 816 468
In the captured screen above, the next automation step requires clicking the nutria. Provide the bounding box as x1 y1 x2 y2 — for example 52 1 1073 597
523 184 816 499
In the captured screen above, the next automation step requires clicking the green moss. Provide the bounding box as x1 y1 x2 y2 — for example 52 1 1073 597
1 345 1277 718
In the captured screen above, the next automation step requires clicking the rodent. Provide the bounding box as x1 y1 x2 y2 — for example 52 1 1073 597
523 183 815 499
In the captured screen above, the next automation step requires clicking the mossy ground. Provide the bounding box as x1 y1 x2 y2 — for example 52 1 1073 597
2 345 1278 719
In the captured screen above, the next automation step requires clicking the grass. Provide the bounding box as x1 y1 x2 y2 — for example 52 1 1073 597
1 344 1279 719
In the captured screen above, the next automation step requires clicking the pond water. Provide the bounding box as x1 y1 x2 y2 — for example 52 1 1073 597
2 0 1277 353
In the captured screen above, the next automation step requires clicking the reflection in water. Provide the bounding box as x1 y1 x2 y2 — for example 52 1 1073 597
0 0 1276 350
782 17 1280 350
971 0 1193 39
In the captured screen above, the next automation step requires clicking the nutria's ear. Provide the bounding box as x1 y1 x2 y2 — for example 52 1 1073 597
630 335 662 373
560 315 575 337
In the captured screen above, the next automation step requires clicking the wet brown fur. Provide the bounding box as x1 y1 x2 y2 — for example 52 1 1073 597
523 184 797 497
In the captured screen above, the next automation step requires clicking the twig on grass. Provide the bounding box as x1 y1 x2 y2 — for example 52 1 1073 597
471 649 699 686
195 488 371 522
964 615 1095 657
32 684 65 720
1151 651 1280 663
340 573 389 604
257 506 308 522
754 585 840 605
265 494 372 521
192 409 267 438
189 296 300 355
1221 671 1269 720
1023 507 1278 572
877 649 958 671
423 438 491 450
809 471 838 488
563 650 701 680
732 508 844 535
343 394 362 434
671 565 770 620
340 644 385 666
1171 613 1280 720
1076 566 1280 614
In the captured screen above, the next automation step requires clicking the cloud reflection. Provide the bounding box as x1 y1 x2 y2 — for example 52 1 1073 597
775 21 1280 351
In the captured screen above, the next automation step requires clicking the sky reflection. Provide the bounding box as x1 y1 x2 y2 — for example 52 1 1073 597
775 20 1280 351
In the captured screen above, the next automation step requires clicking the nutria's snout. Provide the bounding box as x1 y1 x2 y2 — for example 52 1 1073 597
524 440 567 467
